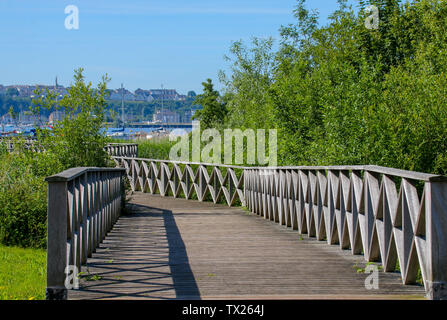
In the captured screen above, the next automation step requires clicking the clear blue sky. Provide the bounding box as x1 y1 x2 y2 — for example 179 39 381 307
0 0 358 94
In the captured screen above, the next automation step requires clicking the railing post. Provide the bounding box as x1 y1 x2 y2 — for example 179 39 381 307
46 181 68 300
425 178 447 300
198 165 206 201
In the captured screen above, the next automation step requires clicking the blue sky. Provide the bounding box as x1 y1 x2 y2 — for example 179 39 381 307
0 0 358 94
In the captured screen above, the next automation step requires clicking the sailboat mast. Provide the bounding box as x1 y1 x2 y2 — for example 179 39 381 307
161 84 164 130
121 83 124 127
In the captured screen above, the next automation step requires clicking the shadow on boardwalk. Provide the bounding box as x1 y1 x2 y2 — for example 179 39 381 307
69 193 425 300
69 201 200 299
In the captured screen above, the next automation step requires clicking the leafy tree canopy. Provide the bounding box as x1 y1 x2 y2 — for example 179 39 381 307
192 79 227 129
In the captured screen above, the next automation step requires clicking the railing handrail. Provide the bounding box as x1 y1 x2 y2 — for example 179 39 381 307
45 167 126 182
106 142 138 146
105 143 138 158
113 156 445 182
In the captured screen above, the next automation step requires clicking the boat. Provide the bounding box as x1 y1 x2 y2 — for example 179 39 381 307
0 130 19 136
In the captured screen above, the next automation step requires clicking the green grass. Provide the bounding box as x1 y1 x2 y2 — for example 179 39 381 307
137 138 176 160
0 245 46 300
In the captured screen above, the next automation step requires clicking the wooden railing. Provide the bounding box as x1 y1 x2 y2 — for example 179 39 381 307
105 143 138 158
112 156 447 300
0 137 41 153
45 167 125 300
1 140 137 156
112 157 245 206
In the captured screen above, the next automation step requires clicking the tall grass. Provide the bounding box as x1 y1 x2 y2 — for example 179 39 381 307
136 137 176 160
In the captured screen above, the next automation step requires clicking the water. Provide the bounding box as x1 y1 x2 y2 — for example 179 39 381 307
105 127 191 138
1 124 191 139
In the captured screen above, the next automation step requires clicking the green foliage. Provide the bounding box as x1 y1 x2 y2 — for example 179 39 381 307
33 68 110 168
0 144 63 248
0 245 46 300
0 68 114 249
219 37 276 130
192 79 227 129
220 0 447 175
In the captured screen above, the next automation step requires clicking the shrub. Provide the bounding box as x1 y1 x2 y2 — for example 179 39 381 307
0 152 52 248
33 68 111 168
0 68 112 248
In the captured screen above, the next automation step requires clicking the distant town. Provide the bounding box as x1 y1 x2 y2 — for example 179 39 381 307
0 80 199 127
0 80 190 102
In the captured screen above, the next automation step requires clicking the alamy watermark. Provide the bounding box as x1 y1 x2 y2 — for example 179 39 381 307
169 121 277 167
63 4 379 31
365 5 379 30
364 264 379 290
65 5 79 30
64 265 79 289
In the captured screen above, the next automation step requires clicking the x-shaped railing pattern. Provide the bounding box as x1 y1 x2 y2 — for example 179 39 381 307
114 157 245 207
111 153 447 300
245 166 447 299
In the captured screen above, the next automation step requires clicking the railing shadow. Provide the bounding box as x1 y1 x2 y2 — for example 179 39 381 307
71 203 201 300
130 203 201 299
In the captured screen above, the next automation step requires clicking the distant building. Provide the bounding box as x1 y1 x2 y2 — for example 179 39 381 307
39 114 49 123
1 81 68 99
134 92 155 102
150 89 184 101
49 111 65 123
1 113 14 124
152 110 180 123
134 89 185 102
18 111 39 124
183 109 197 123
108 88 136 101
0 83 189 102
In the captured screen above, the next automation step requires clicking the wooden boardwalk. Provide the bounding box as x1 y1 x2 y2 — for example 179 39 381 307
68 192 425 300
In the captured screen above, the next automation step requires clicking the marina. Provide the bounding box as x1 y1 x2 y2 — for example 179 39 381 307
0 123 191 140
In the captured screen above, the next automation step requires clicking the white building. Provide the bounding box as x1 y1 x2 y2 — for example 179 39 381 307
49 111 65 123
152 110 180 123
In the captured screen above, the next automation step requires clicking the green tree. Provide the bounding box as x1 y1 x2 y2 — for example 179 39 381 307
33 68 111 168
211 0 447 175
192 79 227 129
8 106 18 126
219 37 276 130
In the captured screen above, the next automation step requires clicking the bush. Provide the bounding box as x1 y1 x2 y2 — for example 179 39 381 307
220 0 447 175
0 151 57 248
0 68 112 249
33 68 111 168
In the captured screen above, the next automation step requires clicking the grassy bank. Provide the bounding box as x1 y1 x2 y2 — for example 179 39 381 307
0 245 46 300
109 137 176 160
137 137 176 160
